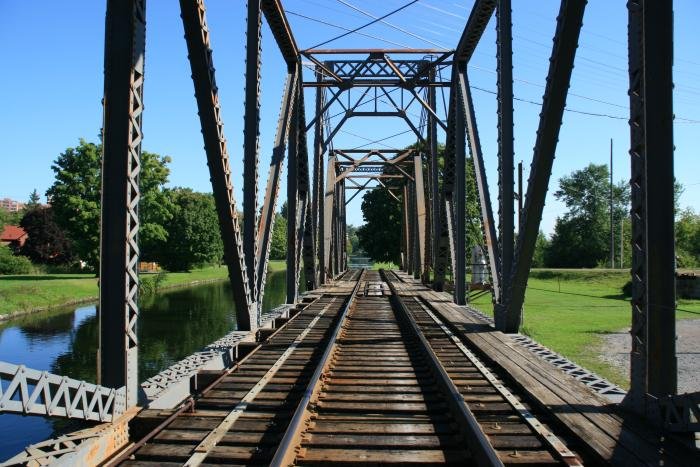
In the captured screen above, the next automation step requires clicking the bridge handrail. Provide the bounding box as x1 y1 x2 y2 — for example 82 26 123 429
0 361 125 422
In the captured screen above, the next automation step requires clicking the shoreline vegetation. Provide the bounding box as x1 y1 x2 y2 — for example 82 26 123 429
0 261 286 320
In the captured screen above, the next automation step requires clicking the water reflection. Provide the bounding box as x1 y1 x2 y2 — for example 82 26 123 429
0 270 289 461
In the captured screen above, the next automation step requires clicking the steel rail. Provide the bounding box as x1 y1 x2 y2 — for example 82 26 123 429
382 270 504 467
104 295 329 467
414 295 582 466
270 269 365 467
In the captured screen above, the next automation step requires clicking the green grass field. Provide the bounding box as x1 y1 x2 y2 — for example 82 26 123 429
0 261 286 317
468 269 700 387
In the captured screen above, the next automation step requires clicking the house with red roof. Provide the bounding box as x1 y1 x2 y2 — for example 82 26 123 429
1 225 28 250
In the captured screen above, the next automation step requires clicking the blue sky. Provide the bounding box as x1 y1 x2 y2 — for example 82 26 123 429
1 0 698 235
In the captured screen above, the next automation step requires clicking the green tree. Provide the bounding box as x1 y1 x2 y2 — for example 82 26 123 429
357 187 403 264
545 163 629 267
346 224 361 255
159 188 223 271
675 208 700 267
46 140 101 268
269 214 287 260
532 231 548 268
19 207 73 265
139 152 174 262
47 140 172 269
26 189 41 210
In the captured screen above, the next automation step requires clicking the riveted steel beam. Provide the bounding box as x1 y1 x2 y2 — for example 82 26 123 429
257 71 298 317
261 0 298 65
243 0 262 308
500 0 586 332
99 0 146 407
627 0 677 409
455 0 496 62
457 70 501 303
497 0 514 309
180 0 254 330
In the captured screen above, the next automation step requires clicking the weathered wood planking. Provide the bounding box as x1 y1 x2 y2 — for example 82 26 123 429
391 270 698 466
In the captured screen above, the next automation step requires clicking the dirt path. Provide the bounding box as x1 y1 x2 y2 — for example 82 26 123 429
599 319 700 394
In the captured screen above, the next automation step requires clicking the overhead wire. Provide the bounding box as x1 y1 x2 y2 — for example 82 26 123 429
334 0 448 49
306 0 421 50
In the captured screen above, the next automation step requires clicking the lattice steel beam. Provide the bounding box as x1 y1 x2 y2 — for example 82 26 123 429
0 362 125 422
99 0 146 407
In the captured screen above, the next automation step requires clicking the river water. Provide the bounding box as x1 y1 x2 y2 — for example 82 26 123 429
0 270 288 462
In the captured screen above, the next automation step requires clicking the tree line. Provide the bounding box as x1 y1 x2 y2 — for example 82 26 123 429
1 139 292 274
356 156 700 270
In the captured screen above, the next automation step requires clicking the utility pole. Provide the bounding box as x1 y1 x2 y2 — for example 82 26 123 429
620 217 624 269
610 138 614 269
517 161 523 229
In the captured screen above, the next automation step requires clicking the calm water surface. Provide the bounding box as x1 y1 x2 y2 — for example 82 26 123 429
0 270 288 461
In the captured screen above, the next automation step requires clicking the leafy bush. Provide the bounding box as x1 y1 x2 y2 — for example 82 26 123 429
0 246 34 274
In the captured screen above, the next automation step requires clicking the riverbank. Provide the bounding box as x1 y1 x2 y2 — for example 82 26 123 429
0 261 286 320
469 269 700 387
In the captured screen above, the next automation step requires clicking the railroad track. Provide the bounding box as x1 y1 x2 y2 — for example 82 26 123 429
112 269 592 466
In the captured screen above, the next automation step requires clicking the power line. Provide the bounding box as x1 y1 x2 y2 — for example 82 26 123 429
307 0 421 50
335 0 447 49
286 10 409 49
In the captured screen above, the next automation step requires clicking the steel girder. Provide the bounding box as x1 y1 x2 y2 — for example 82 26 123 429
453 64 467 305
413 152 428 281
287 66 314 303
243 0 262 309
498 0 586 332
260 0 298 65
180 0 254 330
455 0 497 62
433 88 458 291
626 0 677 410
99 0 146 407
497 0 515 312
457 70 501 304
256 71 299 317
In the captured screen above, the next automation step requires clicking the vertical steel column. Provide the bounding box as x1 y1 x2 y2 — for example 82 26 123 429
454 64 467 305
517 161 523 228
497 0 514 312
243 0 262 309
322 155 336 280
256 72 298 314
429 71 441 284
180 0 254 330
627 0 677 405
286 89 300 304
458 70 501 303
99 0 146 407
500 0 586 332
434 90 458 290
314 69 326 285
413 153 428 280
403 184 412 273
297 83 316 291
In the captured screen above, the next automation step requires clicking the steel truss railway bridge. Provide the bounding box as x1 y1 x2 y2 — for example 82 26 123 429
1 0 698 465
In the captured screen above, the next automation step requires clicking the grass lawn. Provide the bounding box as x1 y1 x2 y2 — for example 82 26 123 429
468 269 700 388
0 261 286 317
